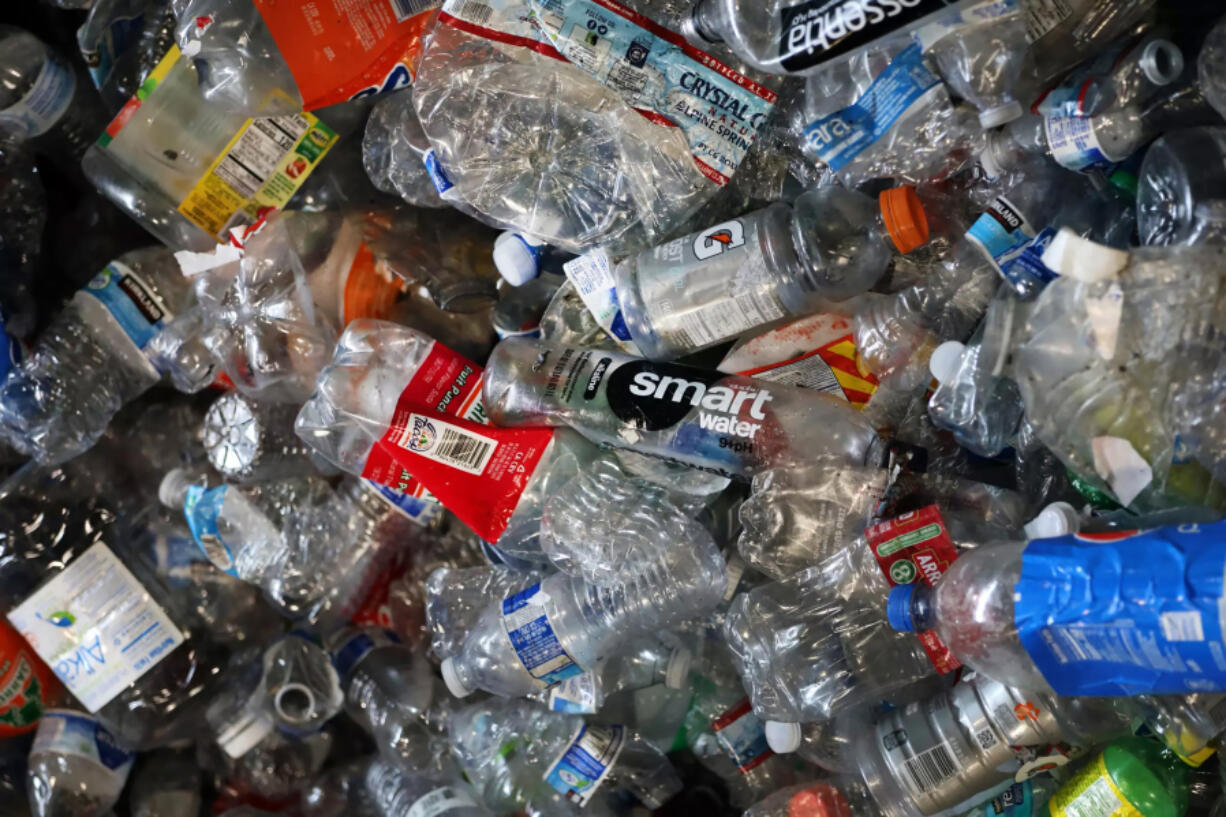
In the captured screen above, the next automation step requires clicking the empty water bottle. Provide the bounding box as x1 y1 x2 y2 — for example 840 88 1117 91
365 759 492 817
362 89 446 210
1138 127 1226 246
202 391 320 483
425 564 546 661
927 317 1025 458
1033 30 1184 118
26 710 134 817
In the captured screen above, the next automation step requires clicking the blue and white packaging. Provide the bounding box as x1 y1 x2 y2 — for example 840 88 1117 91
501 582 584 687
543 723 626 805
1044 115 1116 171
562 249 638 351
77 261 172 351
33 709 135 772
183 484 237 575
331 628 401 679
965 196 1036 272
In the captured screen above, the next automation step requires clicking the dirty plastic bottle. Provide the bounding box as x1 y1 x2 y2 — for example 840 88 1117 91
0 27 109 168
1138 127 1226 246
439 532 726 699
329 628 436 773
616 185 928 361
482 337 882 479
1037 737 1189 817
26 710 134 817
888 521 1226 696
0 247 192 464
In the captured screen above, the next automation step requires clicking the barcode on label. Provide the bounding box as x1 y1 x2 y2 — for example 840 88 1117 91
1065 776 1121 817
975 728 998 751
389 0 435 21
1161 610 1204 642
399 414 497 475
902 742 958 794
457 0 492 24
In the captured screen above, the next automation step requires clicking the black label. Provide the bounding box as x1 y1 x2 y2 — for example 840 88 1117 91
584 357 612 400
779 0 953 73
606 360 724 432
118 273 164 324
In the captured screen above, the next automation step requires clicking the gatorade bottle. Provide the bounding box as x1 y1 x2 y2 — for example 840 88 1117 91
1039 737 1189 817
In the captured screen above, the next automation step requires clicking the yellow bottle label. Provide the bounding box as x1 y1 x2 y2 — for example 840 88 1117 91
1049 754 1143 817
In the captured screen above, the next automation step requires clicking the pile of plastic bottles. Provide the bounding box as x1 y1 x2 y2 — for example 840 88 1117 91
6 1 1226 816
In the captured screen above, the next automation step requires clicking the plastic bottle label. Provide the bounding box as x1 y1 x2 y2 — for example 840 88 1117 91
630 214 789 351
1021 0 1073 42
733 332 878 408
548 670 600 713
182 485 238 575
912 0 1018 52
1044 115 1112 171
331 629 401 678
423 149 456 196
246 0 440 110
999 226 1059 293
342 242 408 325
802 43 942 172
1048 753 1141 817
864 506 962 673
983 782 1033 817
501 582 585 686
408 785 481 817
364 480 443 526
542 723 626 805
965 195 1036 273
878 717 961 798
441 0 776 185
0 56 75 138
78 6 147 88
0 618 58 737
562 249 637 348
712 697 773 772
8 543 185 713
79 262 173 351
33 710 134 772
1015 524 1226 696
777 0 951 73
1030 34 1141 116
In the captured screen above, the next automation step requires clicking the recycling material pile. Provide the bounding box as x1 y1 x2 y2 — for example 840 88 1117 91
4 1 1226 816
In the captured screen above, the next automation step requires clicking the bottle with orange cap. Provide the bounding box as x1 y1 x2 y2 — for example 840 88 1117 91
614 185 931 361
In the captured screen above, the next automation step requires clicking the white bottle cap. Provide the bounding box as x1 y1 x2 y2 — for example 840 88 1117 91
1023 501 1081 540
978 100 1023 130
441 656 473 698
764 720 803 754
1040 228 1129 283
928 341 966 384
493 232 541 287
1139 39 1183 86
665 647 692 690
273 683 317 726
158 468 191 509
217 707 275 759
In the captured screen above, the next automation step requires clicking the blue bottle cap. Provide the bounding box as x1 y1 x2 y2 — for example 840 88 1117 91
887 584 917 632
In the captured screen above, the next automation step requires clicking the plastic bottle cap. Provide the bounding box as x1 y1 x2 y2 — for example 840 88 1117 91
441 657 473 698
1139 39 1184 86
879 186 929 254
493 232 541 287
158 468 191 509
978 100 1023 129
1023 502 1081 540
928 341 966 384
1040 228 1129 283
218 708 275 759
765 720 803 754
887 584 917 632
273 683 316 725
665 647 692 690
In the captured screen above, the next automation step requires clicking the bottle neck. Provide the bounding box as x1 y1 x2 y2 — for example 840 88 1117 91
910 582 937 632
684 0 725 45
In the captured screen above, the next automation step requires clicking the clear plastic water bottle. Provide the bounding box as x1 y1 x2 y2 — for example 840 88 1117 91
1034 32 1184 118
531 633 692 715
0 27 109 168
365 759 492 817
615 185 929 360
0 247 193 464
1138 127 1226 246
482 337 882 479
926 328 1025 458
888 521 1226 696
363 89 447 210
329 628 436 773
439 531 725 699
425 564 546 661
259 633 344 737
202 391 321 483
26 709 134 817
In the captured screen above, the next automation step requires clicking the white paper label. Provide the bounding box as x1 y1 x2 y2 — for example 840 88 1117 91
562 250 638 351
408 785 480 817
1090 435 1153 507
9 543 185 713
548 670 600 713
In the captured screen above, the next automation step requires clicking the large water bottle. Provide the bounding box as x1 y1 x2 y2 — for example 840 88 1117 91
365 759 492 817
482 337 881 479
439 530 725 699
616 185 929 360
26 709 134 817
0 247 193 464
329 628 436 773
0 27 109 169
887 521 1226 696
1138 127 1226 246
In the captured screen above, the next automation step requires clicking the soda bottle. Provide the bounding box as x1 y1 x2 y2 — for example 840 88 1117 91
615 185 929 361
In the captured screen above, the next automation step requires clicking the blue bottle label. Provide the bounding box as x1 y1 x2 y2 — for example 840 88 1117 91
1015 523 1226 696
501 582 584 687
965 196 1036 272
331 629 401 678
983 781 1032 817
543 723 626 806
1045 115 1113 171
364 479 442 526
183 485 237 576
33 709 134 771
999 226 1059 293
422 148 455 195
79 262 172 351
802 43 942 173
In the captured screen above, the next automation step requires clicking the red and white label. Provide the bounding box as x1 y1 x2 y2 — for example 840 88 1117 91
865 505 962 674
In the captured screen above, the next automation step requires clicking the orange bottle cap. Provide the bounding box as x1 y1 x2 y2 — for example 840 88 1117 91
879 185 930 255
789 784 853 817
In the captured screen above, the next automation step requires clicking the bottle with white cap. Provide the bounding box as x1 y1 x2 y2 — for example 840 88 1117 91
763 710 863 775
530 634 693 715
1022 502 1082 540
491 232 573 287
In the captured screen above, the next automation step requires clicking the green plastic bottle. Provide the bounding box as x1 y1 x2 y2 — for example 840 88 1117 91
1040 737 1190 817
